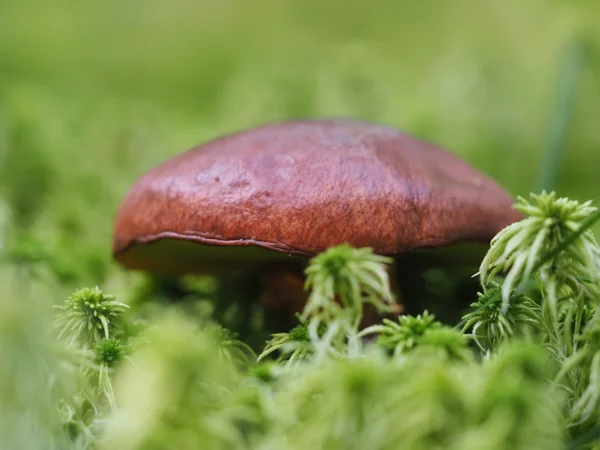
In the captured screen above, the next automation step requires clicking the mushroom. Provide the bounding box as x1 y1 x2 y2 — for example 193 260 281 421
113 119 521 327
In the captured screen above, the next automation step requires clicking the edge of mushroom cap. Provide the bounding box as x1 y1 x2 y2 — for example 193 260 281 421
112 118 524 272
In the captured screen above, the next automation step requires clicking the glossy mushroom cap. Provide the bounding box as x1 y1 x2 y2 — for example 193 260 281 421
113 119 522 275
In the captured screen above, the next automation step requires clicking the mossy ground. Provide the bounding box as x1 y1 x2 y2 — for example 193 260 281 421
2 1 600 449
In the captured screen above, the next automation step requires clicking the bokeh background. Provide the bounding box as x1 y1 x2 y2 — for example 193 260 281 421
1 0 599 297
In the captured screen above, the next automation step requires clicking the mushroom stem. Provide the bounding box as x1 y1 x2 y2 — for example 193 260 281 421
259 262 308 316
259 262 404 329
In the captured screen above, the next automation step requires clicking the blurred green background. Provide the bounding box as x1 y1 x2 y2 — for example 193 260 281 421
1 0 599 297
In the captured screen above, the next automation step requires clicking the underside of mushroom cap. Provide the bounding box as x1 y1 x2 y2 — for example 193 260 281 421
113 118 522 274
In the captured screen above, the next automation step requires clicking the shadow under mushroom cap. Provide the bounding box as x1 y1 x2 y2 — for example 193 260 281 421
113 118 523 275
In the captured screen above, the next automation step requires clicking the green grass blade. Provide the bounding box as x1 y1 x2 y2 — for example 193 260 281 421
537 38 586 192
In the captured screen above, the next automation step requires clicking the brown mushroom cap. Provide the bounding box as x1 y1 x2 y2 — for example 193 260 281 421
113 119 522 275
